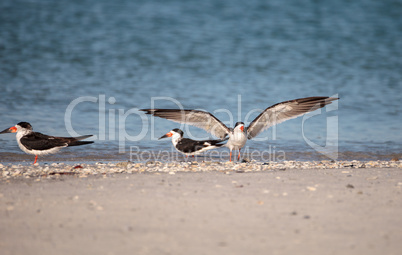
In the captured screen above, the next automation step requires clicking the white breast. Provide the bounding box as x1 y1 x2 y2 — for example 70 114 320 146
226 131 247 150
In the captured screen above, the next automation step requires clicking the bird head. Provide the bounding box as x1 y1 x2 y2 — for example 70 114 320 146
0 122 32 134
159 128 184 140
234 122 245 132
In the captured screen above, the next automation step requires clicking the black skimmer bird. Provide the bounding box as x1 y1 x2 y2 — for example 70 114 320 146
159 128 226 157
142 96 339 161
0 122 94 164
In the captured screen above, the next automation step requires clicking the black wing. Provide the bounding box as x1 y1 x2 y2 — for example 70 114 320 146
176 138 225 153
20 132 69 151
20 132 93 150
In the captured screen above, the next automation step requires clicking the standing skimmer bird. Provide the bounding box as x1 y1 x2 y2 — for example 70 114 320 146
0 122 94 164
159 128 226 157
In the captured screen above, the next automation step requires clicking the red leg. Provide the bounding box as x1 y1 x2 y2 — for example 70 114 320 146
238 149 241 161
33 155 38 164
229 150 232 162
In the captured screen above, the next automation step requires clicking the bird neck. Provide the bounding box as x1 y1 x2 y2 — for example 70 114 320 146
16 129 32 140
171 133 182 146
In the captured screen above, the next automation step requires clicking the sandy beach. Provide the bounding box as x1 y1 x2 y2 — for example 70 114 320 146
0 161 401 255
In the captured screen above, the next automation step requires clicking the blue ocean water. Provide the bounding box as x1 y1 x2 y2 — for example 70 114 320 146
1 0 401 162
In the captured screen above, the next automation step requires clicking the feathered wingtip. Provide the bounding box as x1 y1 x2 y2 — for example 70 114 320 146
68 135 94 146
74 135 93 141
140 109 155 114
68 140 94 146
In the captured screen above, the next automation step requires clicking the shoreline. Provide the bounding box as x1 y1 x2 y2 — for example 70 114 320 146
1 160 401 180
1 148 401 164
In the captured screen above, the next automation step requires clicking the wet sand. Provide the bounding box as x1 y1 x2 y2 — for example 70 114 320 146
1 163 402 255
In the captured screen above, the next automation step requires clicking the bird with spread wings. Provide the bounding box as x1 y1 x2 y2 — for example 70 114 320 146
142 96 338 161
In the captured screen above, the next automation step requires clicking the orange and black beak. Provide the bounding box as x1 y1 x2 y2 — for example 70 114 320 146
159 132 173 140
0 126 17 134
